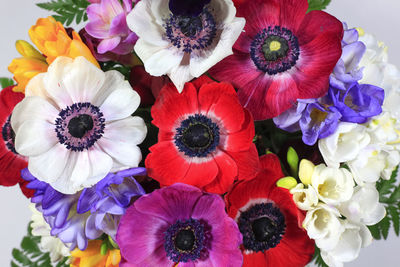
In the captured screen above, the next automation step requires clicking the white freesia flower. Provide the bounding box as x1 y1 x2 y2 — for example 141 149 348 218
290 183 318 211
303 204 344 251
348 145 400 183
366 112 400 147
319 122 370 168
11 56 147 194
127 0 245 91
320 221 372 267
311 164 354 205
30 204 70 263
339 184 386 225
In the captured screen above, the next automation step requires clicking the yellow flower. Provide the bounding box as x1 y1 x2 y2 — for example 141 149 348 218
8 40 48 93
29 16 99 67
70 240 121 267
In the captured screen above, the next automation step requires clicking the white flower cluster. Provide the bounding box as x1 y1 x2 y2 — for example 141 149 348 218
298 31 400 267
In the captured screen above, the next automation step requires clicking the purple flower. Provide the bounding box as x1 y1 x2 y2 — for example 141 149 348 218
273 99 316 132
330 23 366 90
330 82 384 123
85 0 137 55
24 167 146 250
116 183 243 266
299 103 342 145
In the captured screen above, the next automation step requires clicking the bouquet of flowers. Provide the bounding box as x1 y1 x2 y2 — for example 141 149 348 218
2 0 400 266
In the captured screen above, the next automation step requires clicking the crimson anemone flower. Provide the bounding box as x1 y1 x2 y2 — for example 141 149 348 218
225 153 314 266
0 86 33 197
145 76 259 194
210 0 343 120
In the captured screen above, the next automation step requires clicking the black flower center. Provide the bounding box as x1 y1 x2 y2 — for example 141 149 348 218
175 114 220 158
177 16 203 37
238 202 286 253
175 229 195 251
55 102 105 152
2 115 18 154
169 0 211 17
252 217 278 242
68 114 94 138
164 219 205 263
250 26 300 75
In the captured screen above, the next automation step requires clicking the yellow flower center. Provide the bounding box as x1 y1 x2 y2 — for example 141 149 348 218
269 40 281 51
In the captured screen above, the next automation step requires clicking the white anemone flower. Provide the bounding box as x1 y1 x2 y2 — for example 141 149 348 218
30 204 70 263
320 221 372 267
318 122 370 168
127 0 245 91
339 184 386 225
303 204 344 251
11 56 147 194
290 183 318 211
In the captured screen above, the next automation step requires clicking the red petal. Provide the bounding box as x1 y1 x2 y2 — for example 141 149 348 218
151 82 199 132
190 75 214 89
278 0 308 32
203 151 237 194
223 109 254 152
19 179 35 198
0 153 27 186
243 252 267 267
296 10 344 45
183 157 219 189
157 130 174 142
198 82 245 133
209 52 262 91
295 32 342 100
227 144 260 181
264 76 299 118
145 141 191 185
0 86 24 111
259 153 284 179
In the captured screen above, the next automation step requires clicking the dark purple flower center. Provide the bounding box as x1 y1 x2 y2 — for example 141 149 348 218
250 26 300 75
238 202 286 252
164 218 205 263
55 102 105 152
165 8 217 53
2 115 17 154
174 114 220 157
169 0 211 17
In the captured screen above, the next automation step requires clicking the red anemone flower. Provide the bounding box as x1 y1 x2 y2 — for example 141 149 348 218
225 153 314 266
145 76 259 194
0 86 33 197
210 0 343 120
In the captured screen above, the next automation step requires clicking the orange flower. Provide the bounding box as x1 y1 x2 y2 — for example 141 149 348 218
29 16 99 67
70 240 121 267
8 40 48 93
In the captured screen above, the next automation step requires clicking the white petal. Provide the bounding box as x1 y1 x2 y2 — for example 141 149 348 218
82 146 113 187
169 61 194 92
210 0 237 25
328 223 362 262
136 39 183 77
127 0 168 46
92 70 126 107
42 57 75 109
60 57 105 103
100 85 141 121
14 120 58 157
150 0 170 26
98 117 147 167
190 17 245 77
28 143 70 184
25 73 51 99
11 96 59 133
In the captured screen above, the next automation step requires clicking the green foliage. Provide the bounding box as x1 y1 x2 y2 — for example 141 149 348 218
287 146 299 178
11 222 69 267
312 246 329 267
0 77 15 89
307 0 331 12
36 0 90 26
368 167 400 240
99 61 132 80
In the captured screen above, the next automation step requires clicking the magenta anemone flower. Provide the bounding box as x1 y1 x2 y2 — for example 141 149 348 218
85 0 137 55
116 183 243 266
210 0 343 120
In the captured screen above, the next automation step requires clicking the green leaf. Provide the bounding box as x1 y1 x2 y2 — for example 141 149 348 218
21 236 40 254
389 206 400 236
36 0 90 26
12 249 32 266
11 261 20 267
381 216 391 240
307 0 331 12
368 224 382 240
312 246 329 267
0 77 15 89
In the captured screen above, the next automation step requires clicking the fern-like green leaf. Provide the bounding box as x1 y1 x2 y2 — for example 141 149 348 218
36 0 90 26
0 77 15 89
308 0 331 12
312 246 329 267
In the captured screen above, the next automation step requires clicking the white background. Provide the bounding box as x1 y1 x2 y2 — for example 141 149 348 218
0 0 399 266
